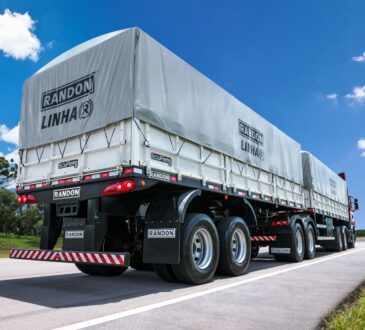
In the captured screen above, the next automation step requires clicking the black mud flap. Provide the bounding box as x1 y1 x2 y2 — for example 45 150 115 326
143 198 181 264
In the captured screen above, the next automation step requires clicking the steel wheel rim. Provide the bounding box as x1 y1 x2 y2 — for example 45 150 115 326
231 228 247 264
295 229 303 255
308 229 315 253
192 228 213 270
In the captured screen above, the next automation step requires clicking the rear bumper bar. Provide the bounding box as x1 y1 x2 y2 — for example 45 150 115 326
9 249 130 267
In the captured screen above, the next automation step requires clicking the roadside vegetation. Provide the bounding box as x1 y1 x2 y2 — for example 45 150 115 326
356 229 365 237
321 283 365 330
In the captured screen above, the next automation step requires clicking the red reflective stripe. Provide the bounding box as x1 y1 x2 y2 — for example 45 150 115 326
27 250 36 259
83 253 91 263
107 254 116 265
115 254 124 265
90 253 98 263
69 252 76 262
99 253 107 264
76 252 83 263
61 252 68 261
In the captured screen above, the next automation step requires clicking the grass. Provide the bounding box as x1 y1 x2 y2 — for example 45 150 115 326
321 283 365 330
0 233 62 258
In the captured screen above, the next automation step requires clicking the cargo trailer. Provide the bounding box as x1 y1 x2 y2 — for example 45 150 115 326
11 28 359 284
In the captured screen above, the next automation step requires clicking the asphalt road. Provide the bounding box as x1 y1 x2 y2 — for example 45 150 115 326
1 239 365 330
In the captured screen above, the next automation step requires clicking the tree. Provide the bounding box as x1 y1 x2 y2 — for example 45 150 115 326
0 156 18 187
0 188 18 235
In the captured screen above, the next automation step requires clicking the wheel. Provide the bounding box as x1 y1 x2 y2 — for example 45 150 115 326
130 253 153 271
217 217 251 276
153 264 178 282
334 226 343 252
171 213 219 285
348 228 356 249
288 223 305 262
75 263 128 276
304 224 316 259
341 226 348 251
251 242 260 259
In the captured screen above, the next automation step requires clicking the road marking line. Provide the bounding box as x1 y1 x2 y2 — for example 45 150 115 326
55 247 365 330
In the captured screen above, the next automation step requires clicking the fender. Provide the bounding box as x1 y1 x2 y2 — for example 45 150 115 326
222 197 258 228
290 214 316 239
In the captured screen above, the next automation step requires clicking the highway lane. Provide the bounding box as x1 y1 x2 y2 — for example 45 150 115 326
1 240 365 330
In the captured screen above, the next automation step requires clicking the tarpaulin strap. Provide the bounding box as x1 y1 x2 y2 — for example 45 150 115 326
57 140 68 158
168 134 175 152
175 140 185 156
103 125 116 148
133 118 150 147
235 161 244 176
202 149 213 164
79 133 91 154
35 147 45 164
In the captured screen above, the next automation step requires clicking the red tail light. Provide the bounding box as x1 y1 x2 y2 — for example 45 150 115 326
270 219 289 227
102 180 135 196
17 195 37 205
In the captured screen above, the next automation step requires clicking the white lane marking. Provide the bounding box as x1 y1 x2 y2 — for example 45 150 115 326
55 247 365 330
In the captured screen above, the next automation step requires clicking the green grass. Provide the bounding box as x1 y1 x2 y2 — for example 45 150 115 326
0 233 62 258
321 285 365 330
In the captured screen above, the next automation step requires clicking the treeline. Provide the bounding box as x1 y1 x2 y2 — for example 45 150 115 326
0 183 44 237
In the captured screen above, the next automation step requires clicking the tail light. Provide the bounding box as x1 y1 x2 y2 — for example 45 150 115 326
270 219 289 227
102 180 135 196
17 195 37 205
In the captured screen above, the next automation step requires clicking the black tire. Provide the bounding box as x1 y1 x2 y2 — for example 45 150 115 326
288 223 305 262
341 226 348 251
75 263 128 276
251 242 260 259
171 213 219 285
217 217 251 276
304 224 316 260
153 264 178 282
348 229 356 249
334 226 343 252
130 253 154 271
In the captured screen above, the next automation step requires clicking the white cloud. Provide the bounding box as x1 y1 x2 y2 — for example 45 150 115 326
326 93 338 101
0 123 19 145
352 52 365 62
0 9 41 61
345 86 365 105
358 138 365 157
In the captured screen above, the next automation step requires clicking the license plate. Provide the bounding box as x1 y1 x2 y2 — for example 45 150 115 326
65 230 84 239
270 247 291 254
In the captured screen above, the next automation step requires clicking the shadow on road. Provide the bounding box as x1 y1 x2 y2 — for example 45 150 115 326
0 247 336 309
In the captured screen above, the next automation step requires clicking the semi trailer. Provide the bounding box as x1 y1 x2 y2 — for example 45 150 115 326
11 28 359 285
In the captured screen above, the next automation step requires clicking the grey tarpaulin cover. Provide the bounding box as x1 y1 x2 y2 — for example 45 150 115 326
301 151 348 205
20 27 303 184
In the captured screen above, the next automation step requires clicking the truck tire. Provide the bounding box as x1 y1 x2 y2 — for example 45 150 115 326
153 264 178 282
75 263 128 276
171 213 219 285
288 223 305 262
251 242 260 259
130 253 153 271
334 226 343 252
217 217 251 276
348 229 356 249
304 224 316 260
341 226 348 251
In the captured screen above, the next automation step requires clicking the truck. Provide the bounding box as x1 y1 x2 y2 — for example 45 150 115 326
11 27 359 285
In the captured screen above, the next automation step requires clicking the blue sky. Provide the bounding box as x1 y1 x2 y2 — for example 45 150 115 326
0 0 364 227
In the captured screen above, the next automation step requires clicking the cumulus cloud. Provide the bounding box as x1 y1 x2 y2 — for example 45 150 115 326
325 93 338 101
0 123 19 145
345 86 365 105
0 9 41 61
352 51 365 62
358 138 365 157
4 148 19 163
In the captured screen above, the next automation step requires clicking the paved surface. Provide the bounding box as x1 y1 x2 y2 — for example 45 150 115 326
1 240 365 330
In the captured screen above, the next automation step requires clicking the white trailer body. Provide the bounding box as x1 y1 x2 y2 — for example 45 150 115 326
301 151 349 221
19 28 303 209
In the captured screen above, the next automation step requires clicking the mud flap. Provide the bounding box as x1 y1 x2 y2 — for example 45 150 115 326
143 198 180 264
